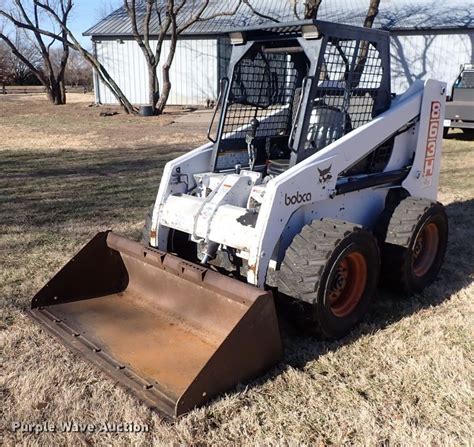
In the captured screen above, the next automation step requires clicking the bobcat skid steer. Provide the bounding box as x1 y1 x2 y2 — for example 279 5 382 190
29 20 448 419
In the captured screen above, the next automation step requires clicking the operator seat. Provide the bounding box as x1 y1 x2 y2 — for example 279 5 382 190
267 88 351 176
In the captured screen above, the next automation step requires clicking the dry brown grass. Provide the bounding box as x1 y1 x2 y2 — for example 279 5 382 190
1 94 473 446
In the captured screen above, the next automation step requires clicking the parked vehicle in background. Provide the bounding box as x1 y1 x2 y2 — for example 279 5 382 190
444 64 474 137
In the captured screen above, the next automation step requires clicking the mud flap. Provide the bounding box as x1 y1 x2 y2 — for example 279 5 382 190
28 232 282 419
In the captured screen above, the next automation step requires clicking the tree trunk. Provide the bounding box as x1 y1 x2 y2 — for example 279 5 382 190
304 0 323 19
155 63 171 115
353 0 381 88
47 80 66 105
364 0 380 28
88 56 136 114
155 31 178 115
59 80 66 104
148 64 158 112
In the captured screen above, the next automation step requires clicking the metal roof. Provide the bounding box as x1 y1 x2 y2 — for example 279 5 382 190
84 0 474 37
223 18 389 39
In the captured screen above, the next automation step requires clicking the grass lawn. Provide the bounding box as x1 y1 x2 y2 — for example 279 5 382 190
1 93 473 446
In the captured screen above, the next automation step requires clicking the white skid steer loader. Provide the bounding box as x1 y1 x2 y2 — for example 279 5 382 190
29 20 448 419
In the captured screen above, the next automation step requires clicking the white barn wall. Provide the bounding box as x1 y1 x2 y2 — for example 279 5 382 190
95 39 149 104
94 37 219 106
165 38 218 105
93 31 474 105
390 32 473 94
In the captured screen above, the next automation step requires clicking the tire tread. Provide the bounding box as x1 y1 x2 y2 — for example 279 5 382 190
278 218 361 304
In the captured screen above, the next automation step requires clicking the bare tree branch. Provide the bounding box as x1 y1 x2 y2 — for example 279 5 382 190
304 0 323 19
364 0 381 28
1 1 136 113
0 31 46 84
124 0 245 114
0 1 72 104
242 0 279 23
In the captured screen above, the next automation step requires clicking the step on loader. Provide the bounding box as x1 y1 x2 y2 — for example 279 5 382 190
29 20 449 419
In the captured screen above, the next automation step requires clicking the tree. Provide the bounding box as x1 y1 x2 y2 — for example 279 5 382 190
0 41 11 92
0 0 72 104
364 0 381 28
124 0 243 115
50 46 92 89
95 0 117 22
65 49 92 89
0 0 137 113
354 0 382 82
9 31 44 83
291 0 323 20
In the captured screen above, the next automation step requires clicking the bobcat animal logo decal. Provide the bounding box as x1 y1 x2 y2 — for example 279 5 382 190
318 164 333 184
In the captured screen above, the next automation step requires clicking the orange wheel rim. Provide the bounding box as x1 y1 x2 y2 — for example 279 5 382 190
328 252 368 318
412 222 439 277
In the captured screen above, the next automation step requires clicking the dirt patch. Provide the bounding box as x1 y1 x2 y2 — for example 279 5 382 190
1 95 473 445
0 93 205 151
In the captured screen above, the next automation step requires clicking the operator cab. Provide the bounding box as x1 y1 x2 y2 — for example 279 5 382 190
207 20 392 178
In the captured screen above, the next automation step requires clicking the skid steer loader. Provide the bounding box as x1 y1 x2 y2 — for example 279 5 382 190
29 20 449 419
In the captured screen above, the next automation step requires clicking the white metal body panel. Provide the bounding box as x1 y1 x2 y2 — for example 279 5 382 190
94 37 219 106
402 81 446 198
391 32 474 94
150 141 214 248
246 81 428 286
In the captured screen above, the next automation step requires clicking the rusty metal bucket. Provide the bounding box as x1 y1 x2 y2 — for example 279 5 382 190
28 232 281 419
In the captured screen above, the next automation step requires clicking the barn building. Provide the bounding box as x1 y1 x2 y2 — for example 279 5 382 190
84 0 474 106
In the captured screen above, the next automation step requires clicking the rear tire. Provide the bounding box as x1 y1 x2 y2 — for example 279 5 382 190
278 219 380 339
380 197 448 294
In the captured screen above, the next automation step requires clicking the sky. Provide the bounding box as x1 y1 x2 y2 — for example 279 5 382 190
69 0 122 48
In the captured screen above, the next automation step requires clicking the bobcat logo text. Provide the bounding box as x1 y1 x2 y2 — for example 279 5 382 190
284 191 312 206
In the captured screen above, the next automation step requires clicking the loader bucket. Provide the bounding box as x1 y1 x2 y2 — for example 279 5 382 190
28 232 281 419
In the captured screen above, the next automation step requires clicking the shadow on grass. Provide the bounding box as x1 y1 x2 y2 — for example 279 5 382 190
0 145 187 231
275 198 474 371
2 144 472 403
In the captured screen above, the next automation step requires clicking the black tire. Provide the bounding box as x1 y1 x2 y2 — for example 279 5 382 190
443 127 449 138
380 197 448 294
141 207 197 261
278 218 380 339
462 128 474 138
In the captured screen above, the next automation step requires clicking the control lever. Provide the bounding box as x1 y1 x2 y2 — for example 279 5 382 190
245 118 260 170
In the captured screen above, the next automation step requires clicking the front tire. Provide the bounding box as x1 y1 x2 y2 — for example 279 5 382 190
141 207 197 261
278 219 380 339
